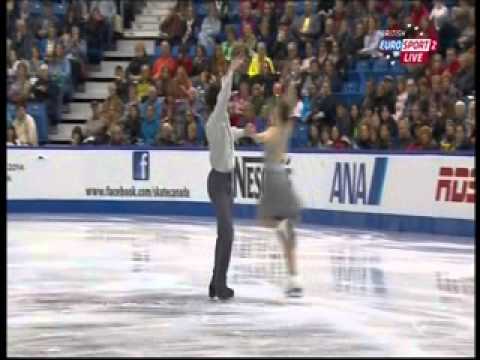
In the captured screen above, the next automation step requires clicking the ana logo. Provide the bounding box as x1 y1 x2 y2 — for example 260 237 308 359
330 157 388 205
132 151 150 180
435 167 475 203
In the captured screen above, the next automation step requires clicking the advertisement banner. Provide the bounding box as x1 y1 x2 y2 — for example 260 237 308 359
7 149 475 222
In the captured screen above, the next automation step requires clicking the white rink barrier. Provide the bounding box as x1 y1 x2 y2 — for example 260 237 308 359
7 147 475 236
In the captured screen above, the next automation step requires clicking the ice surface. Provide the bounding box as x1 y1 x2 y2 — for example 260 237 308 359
7 214 474 357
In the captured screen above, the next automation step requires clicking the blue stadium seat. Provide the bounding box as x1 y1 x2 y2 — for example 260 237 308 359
30 0 44 16
291 123 309 148
188 45 196 58
372 58 390 71
355 60 371 72
390 61 408 75
7 103 16 126
27 102 49 144
342 81 359 93
295 1 304 16
37 38 48 59
53 2 66 16
171 45 179 58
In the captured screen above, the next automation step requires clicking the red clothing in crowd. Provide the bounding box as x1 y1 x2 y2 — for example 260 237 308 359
445 59 461 76
177 57 193 75
152 56 177 78
410 3 429 27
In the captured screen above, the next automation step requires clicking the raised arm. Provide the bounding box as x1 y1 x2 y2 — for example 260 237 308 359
213 56 244 116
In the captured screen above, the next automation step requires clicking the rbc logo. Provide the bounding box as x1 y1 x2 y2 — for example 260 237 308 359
133 151 150 180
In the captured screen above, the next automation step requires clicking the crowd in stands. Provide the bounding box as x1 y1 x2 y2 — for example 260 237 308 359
6 0 476 152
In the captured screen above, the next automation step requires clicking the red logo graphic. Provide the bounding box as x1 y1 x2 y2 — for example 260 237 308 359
435 167 475 203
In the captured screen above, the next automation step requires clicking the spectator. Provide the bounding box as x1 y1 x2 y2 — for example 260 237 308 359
103 83 124 115
85 6 108 66
64 1 85 35
410 0 429 27
184 120 199 145
108 124 127 146
29 47 44 78
378 124 392 150
258 17 274 56
318 126 333 149
191 44 210 77
335 103 352 138
7 125 19 146
177 44 193 76
222 25 237 62
301 42 316 72
394 118 413 149
407 125 438 150
141 86 163 119
466 100 475 138
71 126 84 145
154 65 174 98
173 65 194 101
394 77 408 121
453 100 467 124
271 24 291 63
331 125 351 149
293 0 321 42
12 103 38 146
122 104 142 144
444 47 461 76
358 16 382 58
312 80 337 128
355 123 372 149
85 101 108 143
211 44 228 76
241 22 258 55
126 42 150 82
279 1 297 27
182 4 201 47
229 80 251 127
369 124 379 149
380 105 399 139
29 64 50 103
8 61 31 104
454 52 475 97
198 3 221 54
348 21 366 59
301 59 324 96
349 104 361 138
440 121 456 151
156 121 176 146
307 123 320 147
429 0 448 31
126 84 140 108
152 41 177 79
454 124 472 150
247 42 275 78
261 81 283 119
67 26 88 88
89 0 117 50
114 65 129 103
141 104 160 146
324 60 342 93
137 64 153 101
160 2 187 46
48 42 73 109
251 83 266 117
12 19 34 60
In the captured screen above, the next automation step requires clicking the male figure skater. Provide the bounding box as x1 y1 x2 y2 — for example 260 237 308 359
205 54 253 300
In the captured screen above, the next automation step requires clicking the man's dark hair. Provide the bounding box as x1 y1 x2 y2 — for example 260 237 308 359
206 83 221 113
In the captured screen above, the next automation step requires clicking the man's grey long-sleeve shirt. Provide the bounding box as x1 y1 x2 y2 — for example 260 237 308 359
205 70 245 173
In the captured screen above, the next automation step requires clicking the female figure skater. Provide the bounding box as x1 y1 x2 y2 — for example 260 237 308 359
248 80 303 297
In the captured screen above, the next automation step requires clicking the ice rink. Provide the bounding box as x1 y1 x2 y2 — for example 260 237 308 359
7 213 474 357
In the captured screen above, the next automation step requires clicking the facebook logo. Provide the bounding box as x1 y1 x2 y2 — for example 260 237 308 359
133 151 150 180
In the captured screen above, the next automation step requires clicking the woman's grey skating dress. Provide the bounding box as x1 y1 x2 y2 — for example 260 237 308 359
258 127 301 222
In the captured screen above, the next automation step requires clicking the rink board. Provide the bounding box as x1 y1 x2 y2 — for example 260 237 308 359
7 147 475 236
